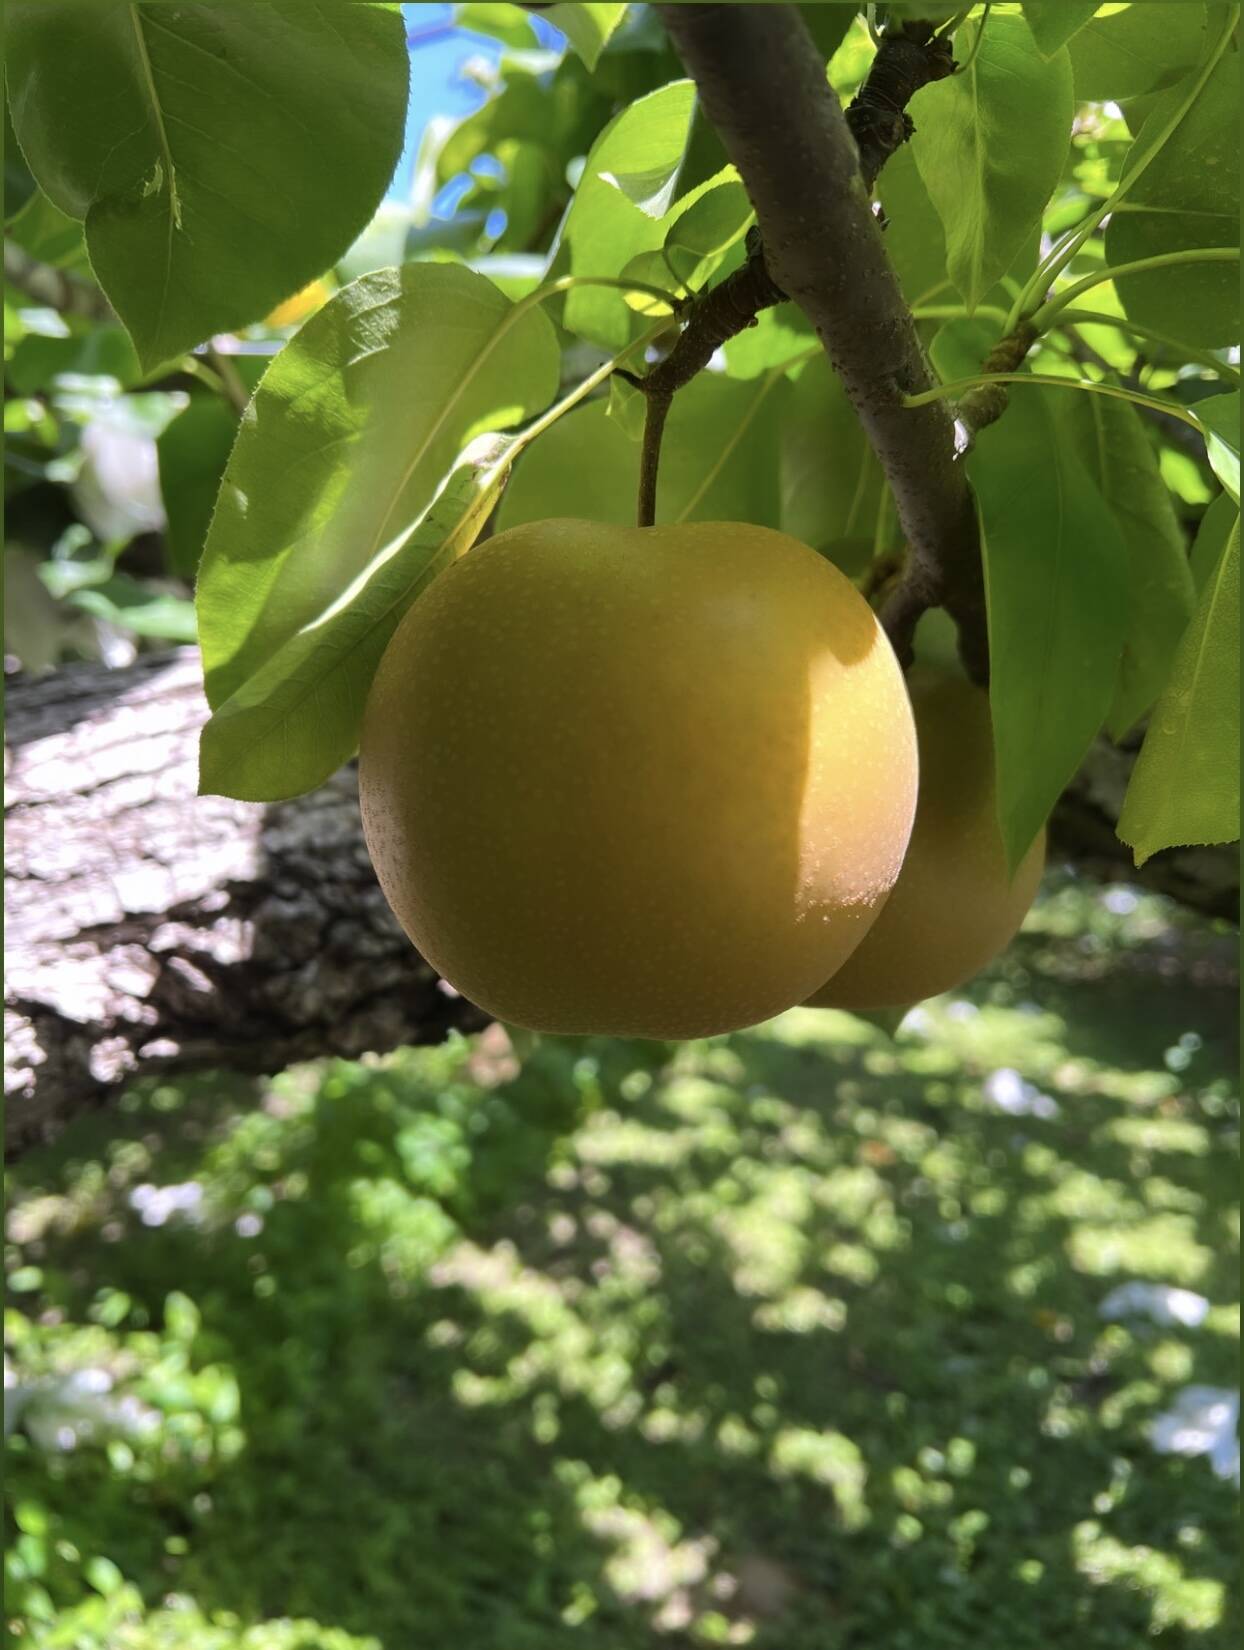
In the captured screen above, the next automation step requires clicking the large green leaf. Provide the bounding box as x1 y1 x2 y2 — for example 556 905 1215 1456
5 2 408 369
967 383 1129 870
1066 2 1207 100
1190 490 1238 592
1105 39 1239 350
559 80 696 348
544 3 628 70
199 435 520 803
780 355 885 576
801 3 859 64
1021 1 1101 58
1193 390 1240 503
497 371 786 533
908 13 1073 312
5 187 90 272
877 146 951 309
618 169 753 312
1118 508 1239 863
157 396 241 581
1061 391 1196 738
196 263 559 715
723 303 814 379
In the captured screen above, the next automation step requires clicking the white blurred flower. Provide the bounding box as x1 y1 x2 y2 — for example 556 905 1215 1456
1150 1387 1239 1485
71 411 167 542
128 1180 204 1228
10 1367 160 1452
1099 1282 1210 1329
983 1067 1060 1119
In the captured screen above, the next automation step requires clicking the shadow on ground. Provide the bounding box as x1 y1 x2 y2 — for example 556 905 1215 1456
5 876 1239 1648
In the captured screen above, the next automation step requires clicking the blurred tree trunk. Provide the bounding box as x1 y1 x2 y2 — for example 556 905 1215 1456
5 649 1237 1155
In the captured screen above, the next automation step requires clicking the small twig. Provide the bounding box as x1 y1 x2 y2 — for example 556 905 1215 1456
860 550 904 603
953 2 991 77
632 232 785 526
637 393 672 529
953 321 1039 434
205 344 250 415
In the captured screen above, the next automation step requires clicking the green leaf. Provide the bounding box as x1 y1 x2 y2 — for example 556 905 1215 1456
967 382 1129 870
908 13 1073 313
544 3 627 69
877 146 951 309
454 4 538 50
929 316 1002 385
800 2 860 64
5 2 408 369
1190 491 1238 592
199 434 520 803
559 80 696 348
1066 2 1207 100
4 187 90 271
1118 508 1239 863
661 171 752 287
1021 1 1101 57
1061 391 1197 738
157 396 241 580
196 263 559 714
498 372 786 534
1193 391 1240 503
723 303 814 379
69 575 199 642
1105 40 1239 350
4 94 36 218
780 356 886 573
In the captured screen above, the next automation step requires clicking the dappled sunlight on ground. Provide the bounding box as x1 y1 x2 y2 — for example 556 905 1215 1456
5 875 1239 1647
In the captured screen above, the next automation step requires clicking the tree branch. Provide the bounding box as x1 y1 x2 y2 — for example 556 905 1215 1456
654 3 987 680
6 649 1235 1153
4 241 114 324
846 20 956 189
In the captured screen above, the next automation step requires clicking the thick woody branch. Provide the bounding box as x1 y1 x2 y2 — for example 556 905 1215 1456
846 20 956 189
655 4 987 680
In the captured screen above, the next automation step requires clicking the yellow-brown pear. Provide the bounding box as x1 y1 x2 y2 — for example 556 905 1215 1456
806 669 1045 1012
359 518 918 1038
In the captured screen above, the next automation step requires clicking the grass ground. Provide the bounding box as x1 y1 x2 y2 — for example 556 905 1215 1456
5 876 1239 1648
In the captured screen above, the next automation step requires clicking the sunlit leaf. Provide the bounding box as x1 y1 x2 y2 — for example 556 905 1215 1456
196 264 559 716
1118 509 1239 863
544 3 627 70
1021 1 1101 58
199 434 521 803
967 382 1129 870
1066 1 1207 100
1105 36 1239 350
6 2 408 368
1193 391 1240 503
908 13 1072 311
559 80 696 348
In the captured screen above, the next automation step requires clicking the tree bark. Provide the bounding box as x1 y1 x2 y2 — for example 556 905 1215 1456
4 650 487 1155
4 650 1237 1155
